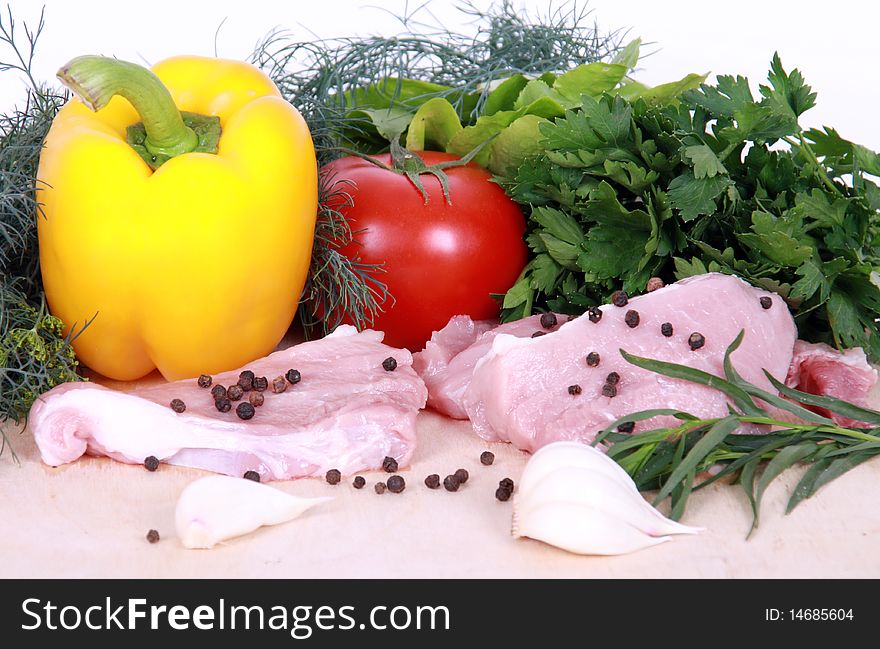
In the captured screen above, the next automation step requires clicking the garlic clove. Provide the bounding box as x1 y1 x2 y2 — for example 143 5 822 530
519 441 640 496
513 500 672 556
175 475 332 549
511 441 703 555
515 466 702 538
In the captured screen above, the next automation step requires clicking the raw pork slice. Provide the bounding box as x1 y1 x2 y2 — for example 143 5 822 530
30 327 428 480
785 340 878 426
462 273 797 452
412 313 564 419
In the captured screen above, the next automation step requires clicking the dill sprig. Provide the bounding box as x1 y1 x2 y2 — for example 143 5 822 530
0 7 82 443
0 278 83 456
297 169 390 334
594 330 880 536
0 7 66 292
251 1 625 334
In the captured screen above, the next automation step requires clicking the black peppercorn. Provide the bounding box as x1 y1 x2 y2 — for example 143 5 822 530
568 384 582 395
688 332 706 351
495 487 512 502
531 331 546 338
271 376 287 393
382 357 398 371
382 456 399 473
646 277 664 292
425 474 441 489
480 451 495 466
285 369 302 385
374 482 387 494
211 384 227 400
236 402 255 420
146 529 160 543
443 475 460 492
605 371 620 385
586 352 600 367
602 383 618 398
617 421 636 433
215 398 231 413
248 391 264 407
169 398 186 413
326 469 342 485
624 309 640 328
197 374 212 388
238 370 254 391
760 296 772 309
144 456 160 472
387 475 406 493
454 468 469 484
353 476 366 489
243 470 261 482
540 312 557 329
227 384 244 401
661 322 674 337
253 376 269 392
588 307 603 323
499 477 514 491
611 290 628 307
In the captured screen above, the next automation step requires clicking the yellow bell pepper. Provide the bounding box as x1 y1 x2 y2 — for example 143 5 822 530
36 55 317 381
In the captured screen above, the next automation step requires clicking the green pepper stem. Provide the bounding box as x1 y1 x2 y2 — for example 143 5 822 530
57 55 198 159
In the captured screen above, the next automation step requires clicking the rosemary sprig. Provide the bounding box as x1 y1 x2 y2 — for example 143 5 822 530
592 331 880 536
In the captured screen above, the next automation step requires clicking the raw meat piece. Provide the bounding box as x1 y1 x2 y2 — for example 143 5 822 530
412 314 563 418
30 327 427 480
785 340 878 426
462 273 797 452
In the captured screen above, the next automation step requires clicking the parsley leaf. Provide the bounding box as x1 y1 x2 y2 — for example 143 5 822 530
501 55 880 360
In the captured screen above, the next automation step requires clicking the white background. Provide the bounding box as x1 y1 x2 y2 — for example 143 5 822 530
1 0 879 149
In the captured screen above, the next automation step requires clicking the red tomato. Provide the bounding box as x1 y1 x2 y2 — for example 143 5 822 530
323 151 528 351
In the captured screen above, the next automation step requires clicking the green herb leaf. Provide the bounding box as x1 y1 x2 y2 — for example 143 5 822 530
483 74 529 115
682 74 754 117
751 441 818 533
653 416 741 503
763 371 880 426
667 172 730 221
760 53 817 120
682 144 727 179
405 98 462 150
786 453 876 514
552 62 628 103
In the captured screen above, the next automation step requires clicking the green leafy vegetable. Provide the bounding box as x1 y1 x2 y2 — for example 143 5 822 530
500 54 880 360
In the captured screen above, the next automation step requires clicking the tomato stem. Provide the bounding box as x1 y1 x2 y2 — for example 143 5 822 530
333 136 496 205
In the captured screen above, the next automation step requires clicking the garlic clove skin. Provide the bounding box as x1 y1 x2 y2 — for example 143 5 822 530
519 441 640 496
512 441 702 556
513 500 672 556
175 475 332 549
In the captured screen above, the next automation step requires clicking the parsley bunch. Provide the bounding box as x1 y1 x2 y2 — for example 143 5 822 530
501 55 880 360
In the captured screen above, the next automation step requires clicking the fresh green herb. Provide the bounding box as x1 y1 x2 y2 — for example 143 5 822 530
296 169 390 333
0 8 84 443
501 55 880 360
253 0 627 166
0 280 84 455
593 331 880 535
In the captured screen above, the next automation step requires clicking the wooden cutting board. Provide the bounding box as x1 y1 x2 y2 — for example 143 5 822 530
2 399 879 578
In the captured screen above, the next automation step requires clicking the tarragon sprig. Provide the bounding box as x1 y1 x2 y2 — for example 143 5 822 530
593 331 880 536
